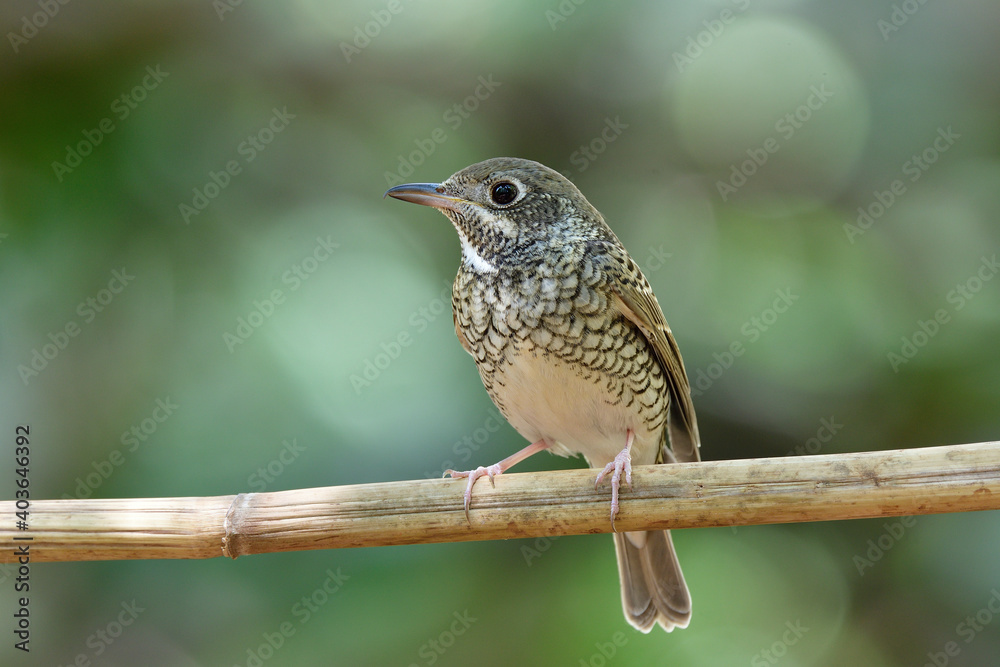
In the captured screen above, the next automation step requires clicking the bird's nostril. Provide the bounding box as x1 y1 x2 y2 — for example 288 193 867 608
435 186 445 193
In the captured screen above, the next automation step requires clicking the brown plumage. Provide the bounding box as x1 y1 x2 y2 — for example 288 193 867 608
386 157 701 633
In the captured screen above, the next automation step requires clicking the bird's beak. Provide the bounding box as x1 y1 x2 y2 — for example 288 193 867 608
384 183 469 212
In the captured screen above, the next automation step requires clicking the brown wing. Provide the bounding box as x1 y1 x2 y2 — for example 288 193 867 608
603 246 701 463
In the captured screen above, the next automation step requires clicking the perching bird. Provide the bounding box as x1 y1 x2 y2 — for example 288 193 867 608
385 157 701 633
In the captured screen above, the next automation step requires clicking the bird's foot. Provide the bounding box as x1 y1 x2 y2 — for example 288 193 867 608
444 464 503 523
595 429 636 531
443 440 550 523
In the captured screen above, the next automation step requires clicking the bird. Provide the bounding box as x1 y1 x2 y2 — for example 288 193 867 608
385 157 701 633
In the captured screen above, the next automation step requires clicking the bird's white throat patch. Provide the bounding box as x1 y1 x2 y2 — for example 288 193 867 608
460 236 497 273
457 206 519 274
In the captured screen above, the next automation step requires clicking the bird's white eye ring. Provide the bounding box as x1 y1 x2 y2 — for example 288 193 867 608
489 181 518 206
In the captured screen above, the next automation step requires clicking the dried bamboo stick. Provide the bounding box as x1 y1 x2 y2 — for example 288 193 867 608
2 441 998 563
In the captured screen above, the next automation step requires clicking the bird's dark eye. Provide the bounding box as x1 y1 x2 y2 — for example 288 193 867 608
489 182 518 206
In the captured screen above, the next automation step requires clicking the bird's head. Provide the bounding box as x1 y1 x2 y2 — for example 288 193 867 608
385 157 607 272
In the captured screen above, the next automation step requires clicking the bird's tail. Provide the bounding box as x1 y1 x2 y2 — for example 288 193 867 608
613 529 691 633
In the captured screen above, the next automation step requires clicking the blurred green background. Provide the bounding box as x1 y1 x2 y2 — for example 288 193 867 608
3 0 1000 665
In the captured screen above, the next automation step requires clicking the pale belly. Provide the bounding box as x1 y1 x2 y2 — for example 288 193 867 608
488 340 664 468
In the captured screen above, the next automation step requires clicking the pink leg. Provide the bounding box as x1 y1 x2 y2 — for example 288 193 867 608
594 429 635 530
445 440 549 522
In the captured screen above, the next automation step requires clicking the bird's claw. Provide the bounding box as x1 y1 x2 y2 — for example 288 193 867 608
595 446 633 531
444 464 503 523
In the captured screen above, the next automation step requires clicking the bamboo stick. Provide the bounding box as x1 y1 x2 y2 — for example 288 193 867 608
2 441 998 563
